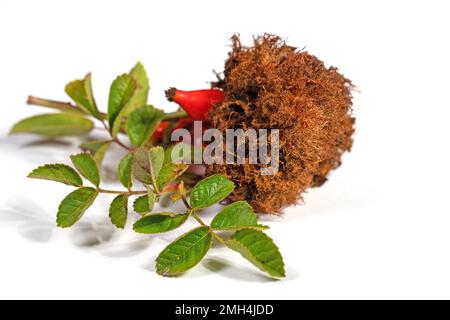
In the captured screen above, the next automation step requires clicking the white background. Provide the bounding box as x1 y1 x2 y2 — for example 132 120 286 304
1 0 449 300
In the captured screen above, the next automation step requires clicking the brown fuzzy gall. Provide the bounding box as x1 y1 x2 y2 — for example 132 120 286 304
206 34 355 214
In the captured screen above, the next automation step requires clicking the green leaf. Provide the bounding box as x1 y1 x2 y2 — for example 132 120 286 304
111 63 150 136
10 113 94 137
109 194 128 229
148 146 165 179
133 188 157 215
57 187 98 228
70 153 100 187
65 73 101 119
108 74 136 135
190 175 235 209
227 229 285 278
156 162 189 190
211 201 268 231
131 152 152 184
164 143 196 164
127 105 164 147
156 226 212 276
129 62 150 106
133 195 149 214
118 153 133 189
28 164 83 187
163 144 177 164
79 140 112 165
133 213 187 234
147 187 157 212
131 146 164 186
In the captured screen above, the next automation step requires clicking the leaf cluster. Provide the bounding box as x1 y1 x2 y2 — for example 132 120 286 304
13 63 286 279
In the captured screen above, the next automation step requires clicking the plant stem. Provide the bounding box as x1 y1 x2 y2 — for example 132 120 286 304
192 212 206 226
182 196 227 246
181 195 190 210
28 96 186 152
211 231 227 246
98 116 132 152
163 110 189 121
27 96 189 121
112 137 132 151
27 96 84 114
191 212 227 245
98 188 147 196
100 119 109 131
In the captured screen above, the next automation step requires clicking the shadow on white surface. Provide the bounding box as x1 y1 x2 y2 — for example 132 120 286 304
97 238 154 258
139 256 278 282
0 197 54 243
21 139 73 148
0 134 78 165
203 257 277 282
70 220 156 258
69 221 116 247
0 132 298 282
0 195 154 256
1 135 124 180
